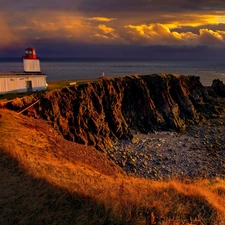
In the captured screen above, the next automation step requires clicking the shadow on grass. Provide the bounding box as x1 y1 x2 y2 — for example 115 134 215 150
0 150 125 225
0 149 222 225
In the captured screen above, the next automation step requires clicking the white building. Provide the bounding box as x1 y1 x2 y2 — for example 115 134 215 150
0 72 47 94
0 47 47 95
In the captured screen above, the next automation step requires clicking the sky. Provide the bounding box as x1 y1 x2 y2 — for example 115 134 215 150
1 0 225 58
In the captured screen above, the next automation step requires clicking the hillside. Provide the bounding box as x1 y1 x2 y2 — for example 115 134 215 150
1 77 225 224
0 74 225 225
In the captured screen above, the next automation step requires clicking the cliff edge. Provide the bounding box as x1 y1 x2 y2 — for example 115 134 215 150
4 73 225 152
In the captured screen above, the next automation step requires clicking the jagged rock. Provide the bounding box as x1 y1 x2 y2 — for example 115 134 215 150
211 79 225 98
4 74 225 152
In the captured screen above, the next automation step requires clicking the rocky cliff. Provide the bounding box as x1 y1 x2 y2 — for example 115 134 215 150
4 74 225 151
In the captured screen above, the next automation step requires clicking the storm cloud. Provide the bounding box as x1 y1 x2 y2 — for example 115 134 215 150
1 0 225 58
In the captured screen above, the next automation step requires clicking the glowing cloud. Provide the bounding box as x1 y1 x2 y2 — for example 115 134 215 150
122 23 225 46
87 17 116 22
1 6 225 51
98 24 115 34
0 16 15 47
94 24 119 42
198 29 224 45
123 24 184 45
7 12 95 42
1 11 121 45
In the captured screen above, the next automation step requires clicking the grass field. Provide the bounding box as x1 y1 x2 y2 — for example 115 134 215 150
1 108 225 224
46 78 100 90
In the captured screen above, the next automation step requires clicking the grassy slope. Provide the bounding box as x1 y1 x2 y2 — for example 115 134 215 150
1 109 225 224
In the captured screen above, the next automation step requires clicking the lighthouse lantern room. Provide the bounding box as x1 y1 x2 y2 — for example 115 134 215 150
23 47 41 73
25 47 37 59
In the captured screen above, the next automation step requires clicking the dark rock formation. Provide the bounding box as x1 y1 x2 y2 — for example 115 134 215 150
4 74 225 151
211 79 225 98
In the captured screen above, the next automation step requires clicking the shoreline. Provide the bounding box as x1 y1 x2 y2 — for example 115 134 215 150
108 112 225 181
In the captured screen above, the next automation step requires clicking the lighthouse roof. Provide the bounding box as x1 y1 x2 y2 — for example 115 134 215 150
0 71 46 77
26 47 36 51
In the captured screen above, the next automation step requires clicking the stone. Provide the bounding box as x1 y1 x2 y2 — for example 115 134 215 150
143 161 148 166
211 79 225 98
121 160 126 167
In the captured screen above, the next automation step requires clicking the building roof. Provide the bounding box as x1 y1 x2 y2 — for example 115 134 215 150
26 47 36 51
0 72 46 78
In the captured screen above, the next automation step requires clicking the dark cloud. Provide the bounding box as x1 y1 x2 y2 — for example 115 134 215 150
2 0 225 15
1 0 77 12
1 38 225 59
76 0 225 15
182 0 225 10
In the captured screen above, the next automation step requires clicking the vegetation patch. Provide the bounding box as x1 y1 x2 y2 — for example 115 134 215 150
0 109 225 224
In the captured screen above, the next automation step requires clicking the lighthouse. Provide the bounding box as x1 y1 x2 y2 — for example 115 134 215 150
23 47 41 73
0 47 47 94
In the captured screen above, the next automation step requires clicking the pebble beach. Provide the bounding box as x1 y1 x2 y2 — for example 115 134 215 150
108 114 225 180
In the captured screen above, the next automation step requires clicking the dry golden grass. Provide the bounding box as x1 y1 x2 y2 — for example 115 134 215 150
1 108 225 224
46 78 99 91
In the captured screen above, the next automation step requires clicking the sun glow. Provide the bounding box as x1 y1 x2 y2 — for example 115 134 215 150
87 17 116 22
161 14 223 28
217 15 225 24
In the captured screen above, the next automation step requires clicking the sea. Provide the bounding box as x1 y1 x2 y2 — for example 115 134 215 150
0 58 225 86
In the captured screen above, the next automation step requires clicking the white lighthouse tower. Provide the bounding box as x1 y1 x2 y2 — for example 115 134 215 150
23 47 41 73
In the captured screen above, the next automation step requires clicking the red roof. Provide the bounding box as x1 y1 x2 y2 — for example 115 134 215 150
26 47 36 51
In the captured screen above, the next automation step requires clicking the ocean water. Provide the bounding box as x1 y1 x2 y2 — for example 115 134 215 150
0 58 225 86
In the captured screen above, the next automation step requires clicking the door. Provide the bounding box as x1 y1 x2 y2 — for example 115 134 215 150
26 80 33 92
